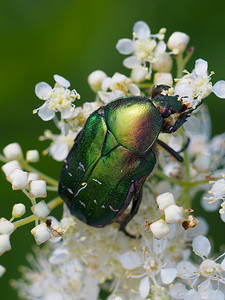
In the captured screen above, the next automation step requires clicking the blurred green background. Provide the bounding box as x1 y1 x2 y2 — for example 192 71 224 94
1 0 225 298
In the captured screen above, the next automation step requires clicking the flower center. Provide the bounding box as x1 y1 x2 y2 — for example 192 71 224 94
135 39 157 60
143 256 160 274
48 87 75 111
199 259 220 277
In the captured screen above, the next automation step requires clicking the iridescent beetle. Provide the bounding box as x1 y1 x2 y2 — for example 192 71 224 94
59 85 195 237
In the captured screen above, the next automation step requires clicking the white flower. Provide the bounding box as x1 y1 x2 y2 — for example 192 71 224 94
0 234 11 255
130 66 148 83
164 205 183 224
26 150 39 162
150 219 170 239
156 192 175 211
88 70 107 92
167 31 190 54
67 101 99 129
28 172 40 182
9 169 29 190
43 130 77 161
3 143 22 160
29 180 47 198
31 223 51 245
203 178 225 218
12 203 26 218
154 72 173 86
175 59 225 108
0 265 6 277
0 218 15 235
118 238 177 299
31 200 51 219
1 160 22 178
34 75 80 121
177 236 225 286
116 21 169 77
98 72 140 103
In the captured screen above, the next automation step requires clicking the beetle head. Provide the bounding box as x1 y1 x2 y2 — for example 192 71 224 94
151 85 196 133
151 85 187 118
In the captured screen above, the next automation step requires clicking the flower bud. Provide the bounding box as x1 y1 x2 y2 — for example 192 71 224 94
0 235 11 255
29 180 47 198
28 172 40 182
0 265 6 277
156 192 175 211
167 32 190 53
152 53 172 72
130 66 148 83
26 150 39 163
154 72 173 86
31 223 51 245
31 200 51 219
9 169 28 190
150 219 170 239
193 153 211 171
164 204 183 224
3 143 22 160
1 160 22 178
0 218 15 235
163 162 183 179
12 203 26 218
88 70 107 92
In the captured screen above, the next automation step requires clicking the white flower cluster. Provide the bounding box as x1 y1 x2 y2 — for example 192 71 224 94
0 20 225 299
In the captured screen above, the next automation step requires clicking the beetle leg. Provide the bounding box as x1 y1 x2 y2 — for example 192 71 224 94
177 136 190 153
119 190 143 239
157 139 183 162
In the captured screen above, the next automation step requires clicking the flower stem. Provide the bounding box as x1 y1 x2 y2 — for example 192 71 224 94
22 162 58 186
0 154 7 163
13 197 63 228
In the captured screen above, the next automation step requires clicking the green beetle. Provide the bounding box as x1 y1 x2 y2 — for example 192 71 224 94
58 85 193 237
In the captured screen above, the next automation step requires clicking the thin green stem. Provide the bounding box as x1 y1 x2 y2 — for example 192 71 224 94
0 154 7 163
48 196 63 210
137 83 152 89
22 162 58 186
22 189 36 206
13 215 36 228
46 186 58 191
13 197 63 228
155 170 183 185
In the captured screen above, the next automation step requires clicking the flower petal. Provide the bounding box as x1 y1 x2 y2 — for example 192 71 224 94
50 142 69 161
192 235 211 257
133 21 151 39
128 83 141 95
54 75 70 88
123 56 140 69
212 80 225 98
194 59 208 76
118 251 142 270
61 107 74 119
220 212 225 223
176 261 197 278
198 278 213 298
139 276 150 298
201 196 221 212
38 103 55 121
170 282 188 299
184 290 200 300
160 268 177 284
116 38 134 55
49 247 69 264
35 82 52 100
208 290 225 300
